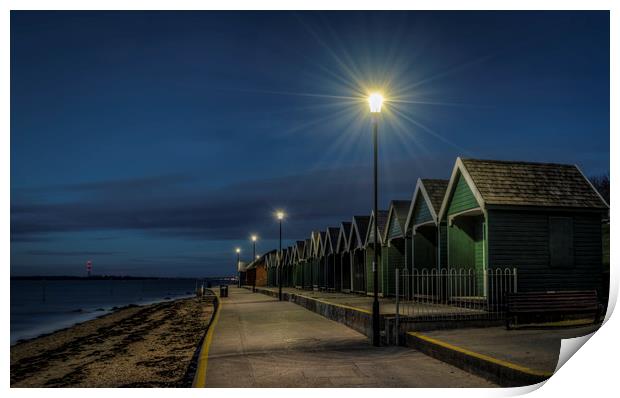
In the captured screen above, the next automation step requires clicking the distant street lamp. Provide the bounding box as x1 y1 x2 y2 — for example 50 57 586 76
236 247 241 288
276 210 285 301
251 235 258 292
369 92 383 347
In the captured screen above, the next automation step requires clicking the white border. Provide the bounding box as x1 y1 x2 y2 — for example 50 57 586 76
4 2 616 398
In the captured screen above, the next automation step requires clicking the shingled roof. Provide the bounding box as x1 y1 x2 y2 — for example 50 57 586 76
350 215 370 249
421 178 449 212
392 200 411 227
460 158 608 209
375 210 389 236
366 209 388 246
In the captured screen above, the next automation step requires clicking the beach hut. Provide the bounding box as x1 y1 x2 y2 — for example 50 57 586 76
310 231 323 290
381 200 412 296
283 247 292 287
349 215 370 294
317 231 328 290
246 250 274 288
364 209 388 295
293 240 306 288
437 157 608 295
404 178 449 272
336 222 352 292
303 238 313 289
265 253 273 287
323 227 340 291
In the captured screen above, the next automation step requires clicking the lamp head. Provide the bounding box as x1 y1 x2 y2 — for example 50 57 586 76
276 211 285 220
235 247 241 254
368 93 384 113
251 235 257 242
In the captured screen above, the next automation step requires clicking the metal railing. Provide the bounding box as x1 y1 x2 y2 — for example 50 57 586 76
396 267 518 321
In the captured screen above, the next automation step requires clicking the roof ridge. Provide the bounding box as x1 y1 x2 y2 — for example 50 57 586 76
461 158 577 168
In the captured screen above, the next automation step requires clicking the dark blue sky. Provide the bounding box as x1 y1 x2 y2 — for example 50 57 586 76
11 11 609 277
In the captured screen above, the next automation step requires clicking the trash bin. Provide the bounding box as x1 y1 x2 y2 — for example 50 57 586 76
220 285 228 298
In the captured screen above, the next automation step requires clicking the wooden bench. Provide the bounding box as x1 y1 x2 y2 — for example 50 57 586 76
506 290 602 329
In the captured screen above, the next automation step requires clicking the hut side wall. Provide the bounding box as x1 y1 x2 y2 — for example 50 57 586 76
341 252 352 291
256 265 267 287
352 249 366 293
487 209 604 293
365 246 382 295
383 239 405 296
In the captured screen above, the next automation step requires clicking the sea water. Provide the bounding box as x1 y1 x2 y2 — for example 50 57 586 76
10 279 200 345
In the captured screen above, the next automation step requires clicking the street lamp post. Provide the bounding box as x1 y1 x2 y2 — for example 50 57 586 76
276 211 285 301
369 93 383 347
236 247 241 288
251 235 258 292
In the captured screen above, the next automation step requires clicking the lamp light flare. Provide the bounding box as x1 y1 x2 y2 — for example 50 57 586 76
276 211 285 220
235 247 241 253
251 234 258 242
368 93 384 113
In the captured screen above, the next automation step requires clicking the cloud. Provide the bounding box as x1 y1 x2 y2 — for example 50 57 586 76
26 250 122 256
11 156 453 243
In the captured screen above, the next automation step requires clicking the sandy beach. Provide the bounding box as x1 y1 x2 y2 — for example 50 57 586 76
11 296 214 387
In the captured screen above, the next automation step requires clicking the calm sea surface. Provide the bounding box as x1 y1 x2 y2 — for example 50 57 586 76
11 279 199 344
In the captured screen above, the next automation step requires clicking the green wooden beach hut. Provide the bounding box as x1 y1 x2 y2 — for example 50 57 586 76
293 240 306 288
283 246 293 287
349 215 370 294
317 231 328 290
437 157 609 295
303 237 313 290
382 200 411 296
404 178 449 272
364 209 388 295
324 227 340 291
310 231 321 290
336 222 352 292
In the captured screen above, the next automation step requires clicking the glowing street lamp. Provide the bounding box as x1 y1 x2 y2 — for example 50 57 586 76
369 92 383 347
369 93 384 113
235 247 241 287
275 210 285 301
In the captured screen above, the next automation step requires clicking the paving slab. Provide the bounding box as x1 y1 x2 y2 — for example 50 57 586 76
204 287 496 387
418 324 601 374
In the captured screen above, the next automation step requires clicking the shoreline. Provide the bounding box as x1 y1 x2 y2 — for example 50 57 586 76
11 296 214 387
11 293 196 346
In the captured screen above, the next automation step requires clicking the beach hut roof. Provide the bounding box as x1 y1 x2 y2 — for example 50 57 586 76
349 215 370 250
364 209 388 246
303 238 312 258
295 240 305 261
404 178 449 232
247 249 276 270
323 227 340 255
316 231 327 256
437 157 609 221
336 222 352 253
383 200 411 242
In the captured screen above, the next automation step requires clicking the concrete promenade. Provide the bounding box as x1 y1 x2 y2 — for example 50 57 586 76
417 325 600 374
204 287 495 387
251 286 485 317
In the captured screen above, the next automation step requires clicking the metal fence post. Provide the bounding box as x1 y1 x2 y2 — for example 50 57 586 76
395 267 400 346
